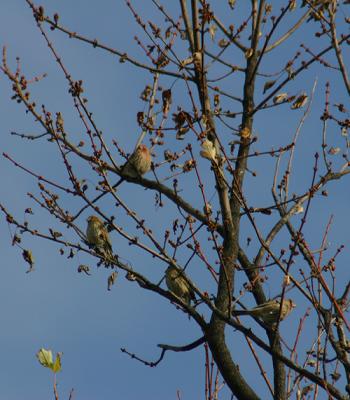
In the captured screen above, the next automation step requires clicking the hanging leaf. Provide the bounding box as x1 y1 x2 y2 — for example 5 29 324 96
173 110 192 127
214 94 220 107
289 0 297 11
119 53 127 63
140 85 152 101
78 264 91 275
49 229 62 239
294 204 304 214
52 353 62 373
228 0 236 9
180 30 188 40
263 80 276 94
22 249 34 273
165 26 172 39
126 271 137 281
182 159 195 172
108 271 118 290
300 384 313 397
218 38 229 48
273 93 288 104
136 111 145 126
291 93 308 109
331 372 341 382
55 112 64 132
36 349 62 373
176 127 189 140
209 24 217 41
37 348 53 369
328 147 340 155
335 103 347 113
286 65 294 79
162 89 172 114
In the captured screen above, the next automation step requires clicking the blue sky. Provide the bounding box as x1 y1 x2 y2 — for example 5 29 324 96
1 1 350 399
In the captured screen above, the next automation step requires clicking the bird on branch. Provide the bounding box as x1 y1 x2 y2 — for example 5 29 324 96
114 144 152 188
165 265 195 306
86 215 114 263
232 298 296 325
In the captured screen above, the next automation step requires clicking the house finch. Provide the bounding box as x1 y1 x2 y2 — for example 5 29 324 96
232 298 295 325
114 144 152 188
86 215 113 261
165 265 195 306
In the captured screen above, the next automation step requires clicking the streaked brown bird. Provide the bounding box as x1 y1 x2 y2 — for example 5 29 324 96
165 265 195 306
86 215 113 260
115 144 152 188
232 298 295 325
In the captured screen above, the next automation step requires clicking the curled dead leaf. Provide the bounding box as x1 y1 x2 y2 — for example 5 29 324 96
209 24 217 41
273 93 288 104
162 89 172 114
328 147 340 155
176 127 189 140
108 271 118 291
218 38 229 48
291 93 308 109
228 0 236 9
289 0 297 11
263 80 276 94
22 249 34 272
294 204 304 214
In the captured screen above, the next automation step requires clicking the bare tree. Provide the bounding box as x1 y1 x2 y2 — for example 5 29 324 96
1 1 350 399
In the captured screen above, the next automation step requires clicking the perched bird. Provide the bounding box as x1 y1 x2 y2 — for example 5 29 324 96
232 298 295 325
165 265 195 306
114 144 152 188
86 215 113 261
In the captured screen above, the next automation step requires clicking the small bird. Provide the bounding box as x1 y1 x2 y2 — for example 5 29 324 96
165 265 195 306
232 298 296 325
114 144 152 188
86 215 113 261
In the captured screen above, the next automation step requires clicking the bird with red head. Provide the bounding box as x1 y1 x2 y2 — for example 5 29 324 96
114 144 152 188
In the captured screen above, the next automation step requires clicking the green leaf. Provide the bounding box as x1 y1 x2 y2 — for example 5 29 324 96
36 349 62 373
36 348 54 369
52 353 62 373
